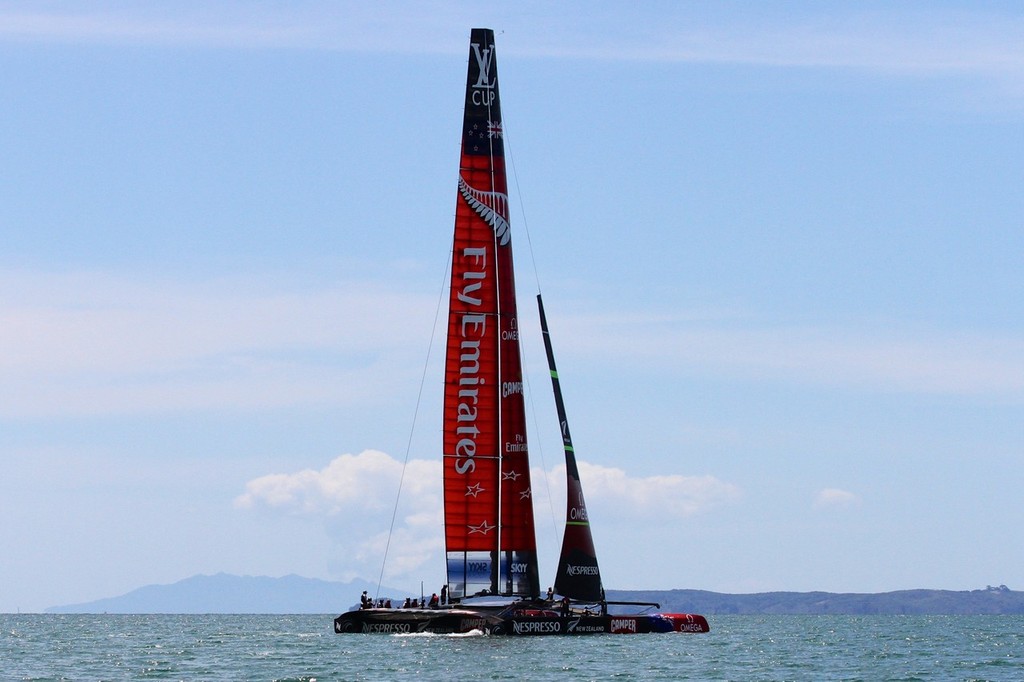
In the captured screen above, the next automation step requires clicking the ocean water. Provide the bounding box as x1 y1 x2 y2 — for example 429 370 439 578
2 614 1022 681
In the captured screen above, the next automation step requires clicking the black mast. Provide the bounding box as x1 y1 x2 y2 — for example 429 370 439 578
537 295 604 602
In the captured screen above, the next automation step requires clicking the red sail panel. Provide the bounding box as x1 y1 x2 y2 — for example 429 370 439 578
443 28 539 599
442 212 500 599
494 160 539 597
443 181 501 553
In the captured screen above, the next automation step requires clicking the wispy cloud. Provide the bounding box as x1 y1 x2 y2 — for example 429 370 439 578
560 313 1024 400
0 268 435 417
0 2 465 52
1 3 1021 89
640 12 1024 77
4 268 1022 419
235 449 737 584
0 12 282 48
814 487 861 509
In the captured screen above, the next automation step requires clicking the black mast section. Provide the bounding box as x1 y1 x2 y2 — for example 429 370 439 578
537 294 604 602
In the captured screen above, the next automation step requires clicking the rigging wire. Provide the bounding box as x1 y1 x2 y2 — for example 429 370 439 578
503 121 561 553
505 124 544 297
373 246 452 602
485 63 505 595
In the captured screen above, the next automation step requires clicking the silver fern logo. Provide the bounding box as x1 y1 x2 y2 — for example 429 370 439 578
459 176 510 246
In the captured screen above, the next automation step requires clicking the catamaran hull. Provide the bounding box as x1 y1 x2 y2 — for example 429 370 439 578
333 609 709 635
608 613 710 634
333 608 505 635
497 613 709 635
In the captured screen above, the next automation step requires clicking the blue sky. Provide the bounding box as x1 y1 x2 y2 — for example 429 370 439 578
1 1 1021 612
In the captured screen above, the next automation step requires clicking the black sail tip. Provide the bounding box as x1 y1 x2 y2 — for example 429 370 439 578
462 28 502 158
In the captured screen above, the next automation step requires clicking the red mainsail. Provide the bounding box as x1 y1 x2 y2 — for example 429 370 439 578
442 28 539 600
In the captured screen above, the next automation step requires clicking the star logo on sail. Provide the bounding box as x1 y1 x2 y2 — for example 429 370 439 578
465 483 485 498
468 520 495 535
519 487 531 500
502 470 521 481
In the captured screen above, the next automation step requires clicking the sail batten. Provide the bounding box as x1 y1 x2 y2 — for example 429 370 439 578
442 28 539 601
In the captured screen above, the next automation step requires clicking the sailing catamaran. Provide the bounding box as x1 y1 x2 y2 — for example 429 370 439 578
334 28 708 636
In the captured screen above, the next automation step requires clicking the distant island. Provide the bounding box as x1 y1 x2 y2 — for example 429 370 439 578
607 585 1024 616
45 573 411 614
43 574 1024 615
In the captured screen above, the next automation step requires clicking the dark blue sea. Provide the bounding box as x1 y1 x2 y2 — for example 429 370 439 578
2 614 1022 680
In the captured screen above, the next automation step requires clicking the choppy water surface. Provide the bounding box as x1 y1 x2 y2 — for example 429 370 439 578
2 614 1022 680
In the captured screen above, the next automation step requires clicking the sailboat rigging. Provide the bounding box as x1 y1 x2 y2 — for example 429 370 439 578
334 28 709 636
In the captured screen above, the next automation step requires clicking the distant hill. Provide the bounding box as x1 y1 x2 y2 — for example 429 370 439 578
46 575 1024 615
45 573 413 614
607 585 1024 615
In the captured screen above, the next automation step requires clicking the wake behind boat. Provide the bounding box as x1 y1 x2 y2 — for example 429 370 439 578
334 28 708 637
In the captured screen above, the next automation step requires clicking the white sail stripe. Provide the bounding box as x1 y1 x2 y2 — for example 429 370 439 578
458 176 510 246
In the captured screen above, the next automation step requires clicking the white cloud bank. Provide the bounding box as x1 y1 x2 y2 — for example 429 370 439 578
235 450 440 517
235 450 444 583
236 449 739 583
539 461 741 523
